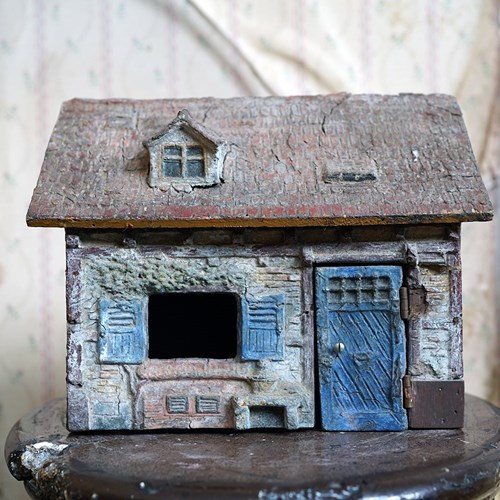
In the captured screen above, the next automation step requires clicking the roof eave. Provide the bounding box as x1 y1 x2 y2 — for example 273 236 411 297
26 210 494 230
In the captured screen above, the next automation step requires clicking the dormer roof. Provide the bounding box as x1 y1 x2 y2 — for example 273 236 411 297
143 109 227 191
27 94 493 229
143 109 223 148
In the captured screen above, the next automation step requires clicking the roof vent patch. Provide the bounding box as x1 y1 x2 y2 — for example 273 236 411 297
144 109 228 191
323 159 378 183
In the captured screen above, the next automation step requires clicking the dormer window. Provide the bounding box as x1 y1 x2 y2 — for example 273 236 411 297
144 109 227 191
162 145 205 178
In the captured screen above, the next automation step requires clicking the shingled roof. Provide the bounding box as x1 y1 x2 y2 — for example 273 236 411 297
27 94 493 228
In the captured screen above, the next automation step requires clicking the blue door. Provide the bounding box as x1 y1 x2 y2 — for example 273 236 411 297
315 266 407 431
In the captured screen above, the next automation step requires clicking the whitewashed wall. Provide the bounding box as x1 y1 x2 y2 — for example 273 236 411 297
1 1 498 497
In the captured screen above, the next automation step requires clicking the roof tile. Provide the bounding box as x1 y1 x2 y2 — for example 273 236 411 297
27 94 493 228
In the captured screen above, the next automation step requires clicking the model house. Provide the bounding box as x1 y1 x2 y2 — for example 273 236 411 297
27 94 493 432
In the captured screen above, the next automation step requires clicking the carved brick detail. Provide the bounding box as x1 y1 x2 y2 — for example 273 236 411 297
196 396 220 414
166 396 189 414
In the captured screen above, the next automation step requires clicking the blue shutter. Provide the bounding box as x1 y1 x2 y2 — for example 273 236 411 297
99 299 147 364
242 295 284 360
315 266 407 431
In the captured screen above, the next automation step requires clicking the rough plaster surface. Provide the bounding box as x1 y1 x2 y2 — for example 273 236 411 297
67 226 462 430
68 246 312 430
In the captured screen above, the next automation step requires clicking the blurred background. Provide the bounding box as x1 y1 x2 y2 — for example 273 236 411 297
0 1 498 497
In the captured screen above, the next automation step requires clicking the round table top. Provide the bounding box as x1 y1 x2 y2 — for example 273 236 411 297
4 395 500 499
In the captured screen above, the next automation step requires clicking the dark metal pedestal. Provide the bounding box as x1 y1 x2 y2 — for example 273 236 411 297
4 395 500 499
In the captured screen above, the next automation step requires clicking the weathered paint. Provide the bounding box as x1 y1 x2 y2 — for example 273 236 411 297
315 266 407 431
241 294 285 360
98 299 147 364
65 225 466 431
6 396 500 497
144 109 228 191
27 95 493 229
67 244 313 430
22 93 494 433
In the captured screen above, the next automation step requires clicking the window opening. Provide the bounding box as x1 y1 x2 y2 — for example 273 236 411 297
148 292 238 359
249 406 286 428
161 144 206 179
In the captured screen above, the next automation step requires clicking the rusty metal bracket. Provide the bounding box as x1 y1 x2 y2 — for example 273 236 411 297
400 286 426 320
399 287 409 320
403 375 414 409
408 380 464 429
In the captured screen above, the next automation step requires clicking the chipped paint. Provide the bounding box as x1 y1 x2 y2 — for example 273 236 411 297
63 224 469 430
67 243 313 430
27 95 493 229
8 441 70 483
20 442 69 474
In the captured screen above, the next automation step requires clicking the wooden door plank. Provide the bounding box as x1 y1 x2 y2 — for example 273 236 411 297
316 266 407 431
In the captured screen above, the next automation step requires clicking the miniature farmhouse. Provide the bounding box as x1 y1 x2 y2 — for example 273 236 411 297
27 94 493 432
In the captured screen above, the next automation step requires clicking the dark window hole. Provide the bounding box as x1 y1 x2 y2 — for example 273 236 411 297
148 292 238 359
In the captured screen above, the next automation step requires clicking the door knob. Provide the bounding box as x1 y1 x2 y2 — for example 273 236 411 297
333 342 345 355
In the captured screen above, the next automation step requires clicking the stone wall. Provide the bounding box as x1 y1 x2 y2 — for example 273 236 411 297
67 241 312 430
66 225 461 430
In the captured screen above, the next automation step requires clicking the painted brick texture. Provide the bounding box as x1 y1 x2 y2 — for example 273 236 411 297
28 95 493 228
67 245 313 430
66 225 463 430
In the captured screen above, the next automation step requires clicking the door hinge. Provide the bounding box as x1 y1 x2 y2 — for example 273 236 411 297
399 286 426 320
403 375 413 409
399 287 409 320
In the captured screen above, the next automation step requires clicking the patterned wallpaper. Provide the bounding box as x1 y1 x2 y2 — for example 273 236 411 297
0 1 498 497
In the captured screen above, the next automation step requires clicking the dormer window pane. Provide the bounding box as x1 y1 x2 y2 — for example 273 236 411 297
159 144 206 180
164 146 182 156
163 159 182 177
187 146 203 156
187 159 204 177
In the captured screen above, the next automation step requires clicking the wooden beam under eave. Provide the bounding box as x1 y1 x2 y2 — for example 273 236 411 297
25 211 493 229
